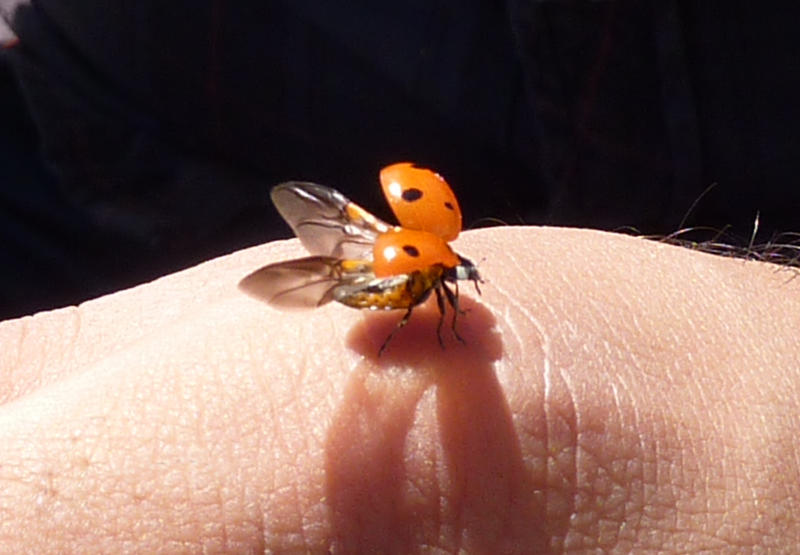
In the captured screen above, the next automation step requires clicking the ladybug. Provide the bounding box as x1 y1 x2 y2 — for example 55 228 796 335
239 162 482 355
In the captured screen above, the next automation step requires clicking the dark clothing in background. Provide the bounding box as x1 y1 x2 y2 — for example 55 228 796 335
1 1 799 319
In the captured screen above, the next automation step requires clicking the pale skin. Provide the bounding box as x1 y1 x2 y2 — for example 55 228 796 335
0 227 799 552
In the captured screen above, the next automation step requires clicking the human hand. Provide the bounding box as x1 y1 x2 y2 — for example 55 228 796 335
1 227 798 551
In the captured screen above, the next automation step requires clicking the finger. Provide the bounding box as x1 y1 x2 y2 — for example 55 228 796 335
1 227 798 551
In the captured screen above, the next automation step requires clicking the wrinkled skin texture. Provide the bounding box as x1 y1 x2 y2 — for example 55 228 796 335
1 227 799 552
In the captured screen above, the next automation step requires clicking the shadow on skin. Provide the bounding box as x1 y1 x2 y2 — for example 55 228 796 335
323 298 553 551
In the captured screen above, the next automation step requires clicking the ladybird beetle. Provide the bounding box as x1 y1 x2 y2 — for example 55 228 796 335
239 163 482 355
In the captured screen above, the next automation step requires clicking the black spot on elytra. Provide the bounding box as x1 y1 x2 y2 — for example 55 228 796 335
401 188 423 202
402 245 420 257
444 201 455 211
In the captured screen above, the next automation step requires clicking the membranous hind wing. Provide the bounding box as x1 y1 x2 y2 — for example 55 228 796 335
271 182 394 261
239 256 374 309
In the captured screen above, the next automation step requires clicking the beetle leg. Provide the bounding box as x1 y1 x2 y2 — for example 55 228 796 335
441 281 466 345
379 306 414 356
434 285 447 348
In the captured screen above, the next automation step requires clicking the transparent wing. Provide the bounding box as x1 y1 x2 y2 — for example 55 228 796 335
239 256 373 309
271 182 393 260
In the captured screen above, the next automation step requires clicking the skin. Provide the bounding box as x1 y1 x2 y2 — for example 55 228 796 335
0 226 798 552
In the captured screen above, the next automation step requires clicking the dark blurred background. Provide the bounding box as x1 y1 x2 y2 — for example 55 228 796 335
1 1 799 319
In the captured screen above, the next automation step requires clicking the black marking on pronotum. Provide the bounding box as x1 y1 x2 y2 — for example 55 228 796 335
402 245 420 257
401 188 423 202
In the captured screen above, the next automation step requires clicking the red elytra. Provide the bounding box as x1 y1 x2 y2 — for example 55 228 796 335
380 162 462 242
372 228 459 278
